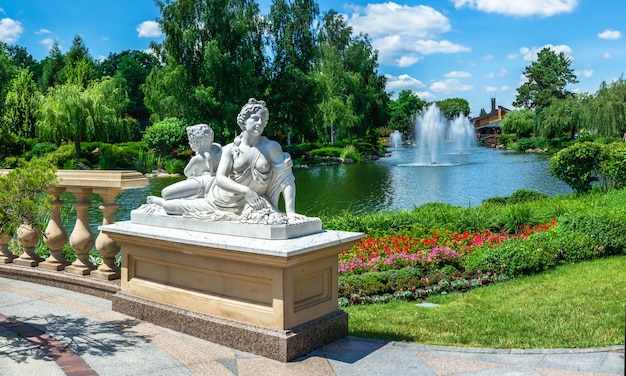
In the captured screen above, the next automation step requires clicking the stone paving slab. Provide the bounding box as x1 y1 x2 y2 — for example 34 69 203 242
0 276 623 376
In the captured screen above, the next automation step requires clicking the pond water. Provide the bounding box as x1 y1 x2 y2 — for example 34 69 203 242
107 145 572 222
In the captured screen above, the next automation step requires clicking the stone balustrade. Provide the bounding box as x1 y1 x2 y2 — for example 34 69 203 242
0 170 148 281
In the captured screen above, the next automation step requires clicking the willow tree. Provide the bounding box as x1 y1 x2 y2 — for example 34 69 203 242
586 78 626 138
36 76 132 159
536 94 588 139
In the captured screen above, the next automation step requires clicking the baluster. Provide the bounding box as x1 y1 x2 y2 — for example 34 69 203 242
14 224 43 267
64 188 95 275
0 231 14 263
40 187 69 271
91 188 122 280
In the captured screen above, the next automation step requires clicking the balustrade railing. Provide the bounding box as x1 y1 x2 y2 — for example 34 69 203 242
0 170 148 282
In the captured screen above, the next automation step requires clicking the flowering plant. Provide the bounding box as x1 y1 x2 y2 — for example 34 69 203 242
338 221 556 275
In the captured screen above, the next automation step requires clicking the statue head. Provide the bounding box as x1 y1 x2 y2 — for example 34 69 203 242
186 124 214 150
237 98 269 130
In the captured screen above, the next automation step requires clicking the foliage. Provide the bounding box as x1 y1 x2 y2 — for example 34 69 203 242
500 109 535 138
435 98 470 119
141 117 187 157
483 189 548 205
513 47 578 110
36 76 133 159
0 157 56 234
387 89 426 138
599 142 626 189
558 207 626 255
145 0 266 140
340 145 361 161
535 94 587 139
548 141 604 194
586 77 626 138
513 136 550 151
3 67 39 139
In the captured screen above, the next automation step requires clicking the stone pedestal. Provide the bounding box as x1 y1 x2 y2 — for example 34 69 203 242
101 220 362 362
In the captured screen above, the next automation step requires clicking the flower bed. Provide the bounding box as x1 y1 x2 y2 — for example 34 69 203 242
338 221 557 306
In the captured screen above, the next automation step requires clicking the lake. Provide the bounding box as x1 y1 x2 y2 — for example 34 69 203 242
111 145 572 220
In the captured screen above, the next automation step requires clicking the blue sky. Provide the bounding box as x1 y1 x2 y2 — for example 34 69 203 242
1 0 625 116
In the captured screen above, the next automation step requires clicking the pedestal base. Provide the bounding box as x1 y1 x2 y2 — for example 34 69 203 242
13 258 40 267
39 261 67 271
90 269 120 281
113 292 348 362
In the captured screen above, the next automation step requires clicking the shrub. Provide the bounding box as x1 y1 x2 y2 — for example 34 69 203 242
599 142 626 190
29 142 58 158
549 142 603 194
463 236 556 277
558 208 626 255
164 158 186 175
340 145 361 162
142 117 187 157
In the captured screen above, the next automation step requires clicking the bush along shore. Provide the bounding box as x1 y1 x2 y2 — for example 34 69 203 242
322 188 626 306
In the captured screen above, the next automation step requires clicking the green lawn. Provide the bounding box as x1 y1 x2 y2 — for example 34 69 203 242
343 255 626 348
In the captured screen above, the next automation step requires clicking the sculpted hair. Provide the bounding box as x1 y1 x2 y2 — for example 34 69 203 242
186 124 213 144
236 98 269 130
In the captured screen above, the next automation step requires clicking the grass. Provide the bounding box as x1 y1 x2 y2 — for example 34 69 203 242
343 255 626 349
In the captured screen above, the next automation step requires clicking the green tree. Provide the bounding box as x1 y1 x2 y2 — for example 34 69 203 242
145 0 265 140
436 98 470 120
36 77 132 159
586 78 626 139
61 35 98 87
536 94 587 139
501 109 535 138
265 0 320 143
3 67 40 138
513 47 578 110
99 50 160 122
388 89 426 138
38 42 66 91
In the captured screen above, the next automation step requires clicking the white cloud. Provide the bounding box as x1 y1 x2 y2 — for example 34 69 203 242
603 52 612 59
485 86 498 92
0 18 23 43
137 20 162 38
445 70 471 78
35 28 51 35
348 3 450 38
344 3 469 67
519 44 573 61
577 69 593 78
484 54 494 60
38 37 57 52
598 29 622 40
452 0 578 17
507 53 519 59
385 73 426 92
429 78 473 93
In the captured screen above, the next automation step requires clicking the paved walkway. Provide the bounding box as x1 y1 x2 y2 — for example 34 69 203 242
0 276 623 375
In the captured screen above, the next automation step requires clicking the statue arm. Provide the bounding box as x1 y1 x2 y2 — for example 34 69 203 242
215 146 265 210
183 155 207 177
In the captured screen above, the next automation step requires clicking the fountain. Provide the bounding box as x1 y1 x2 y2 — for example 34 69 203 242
411 104 476 166
389 130 403 149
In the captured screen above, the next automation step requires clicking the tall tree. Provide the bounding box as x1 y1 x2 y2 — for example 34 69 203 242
388 89 426 138
3 67 39 138
99 50 160 122
313 10 387 143
144 0 266 140
61 35 98 87
265 0 320 143
536 94 587 139
38 42 66 91
513 47 578 110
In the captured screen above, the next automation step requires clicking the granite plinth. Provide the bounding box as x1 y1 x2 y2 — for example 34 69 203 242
112 292 348 362
130 209 322 240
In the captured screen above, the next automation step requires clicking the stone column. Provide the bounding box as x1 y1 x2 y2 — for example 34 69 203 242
13 224 43 267
64 188 95 275
91 188 122 280
40 187 69 271
0 232 14 263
